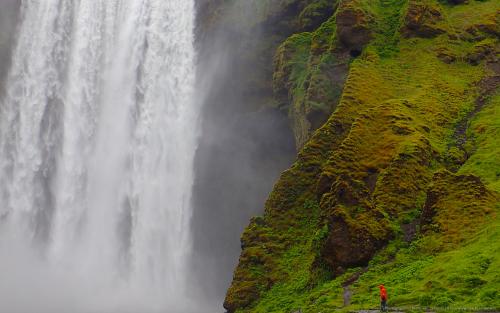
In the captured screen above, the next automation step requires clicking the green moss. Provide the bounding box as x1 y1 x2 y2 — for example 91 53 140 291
369 0 407 57
444 0 500 35
273 14 349 149
459 91 500 192
349 217 500 311
225 0 500 312
299 0 338 31
273 32 313 101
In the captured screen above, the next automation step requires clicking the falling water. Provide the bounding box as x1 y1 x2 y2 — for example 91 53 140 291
0 1 198 312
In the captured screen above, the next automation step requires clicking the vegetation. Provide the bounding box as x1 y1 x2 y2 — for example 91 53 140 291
222 0 500 312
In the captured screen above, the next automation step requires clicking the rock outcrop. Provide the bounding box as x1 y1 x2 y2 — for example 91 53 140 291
401 0 446 38
221 0 500 312
336 0 373 53
421 170 498 246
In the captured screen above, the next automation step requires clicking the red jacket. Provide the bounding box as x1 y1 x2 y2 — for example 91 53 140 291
380 287 388 300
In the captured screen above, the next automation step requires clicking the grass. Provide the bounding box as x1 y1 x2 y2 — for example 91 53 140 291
239 213 500 313
459 91 500 192
349 216 500 311
227 0 500 312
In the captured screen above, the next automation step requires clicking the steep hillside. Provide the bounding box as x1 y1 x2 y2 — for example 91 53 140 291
223 0 500 312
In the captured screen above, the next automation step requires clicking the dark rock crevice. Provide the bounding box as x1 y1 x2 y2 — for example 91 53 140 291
445 60 500 172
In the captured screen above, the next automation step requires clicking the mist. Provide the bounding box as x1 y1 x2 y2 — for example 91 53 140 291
0 226 203 313
190 0 296 306
0 0 19 89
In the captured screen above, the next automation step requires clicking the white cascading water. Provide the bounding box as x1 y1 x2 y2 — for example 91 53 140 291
0 1 199 312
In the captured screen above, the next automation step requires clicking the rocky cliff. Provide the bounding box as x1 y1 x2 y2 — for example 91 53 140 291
201 0 499 312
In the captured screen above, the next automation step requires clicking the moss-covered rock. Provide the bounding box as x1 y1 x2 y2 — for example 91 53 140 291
336 0 374 52
224 217 283 312
401 0 446 38
320 204 391 274
421 170 498 247
273 14 352 150
223 0 500 312
299 0 338 31
466 38 498 65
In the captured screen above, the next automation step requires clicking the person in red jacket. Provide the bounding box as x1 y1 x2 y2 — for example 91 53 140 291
379 284 388 312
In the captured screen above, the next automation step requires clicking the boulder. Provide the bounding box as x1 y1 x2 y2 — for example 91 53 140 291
320 206 391 274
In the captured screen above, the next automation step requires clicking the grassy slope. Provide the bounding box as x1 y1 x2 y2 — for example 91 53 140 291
226 0 500 312
460 91 500 191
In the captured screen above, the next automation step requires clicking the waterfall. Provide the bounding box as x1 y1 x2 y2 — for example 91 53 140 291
0 0 198 312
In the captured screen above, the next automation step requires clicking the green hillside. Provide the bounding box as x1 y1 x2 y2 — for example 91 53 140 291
221 0 500 312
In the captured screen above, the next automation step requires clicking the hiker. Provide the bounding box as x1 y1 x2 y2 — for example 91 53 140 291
379 284 388 312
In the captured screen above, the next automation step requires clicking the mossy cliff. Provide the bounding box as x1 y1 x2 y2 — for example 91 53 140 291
222 0 500 312
197 0 341 144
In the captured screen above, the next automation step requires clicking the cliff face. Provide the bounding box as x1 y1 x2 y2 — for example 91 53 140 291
214 0 500 312
190 0 300 301
197 0 344 150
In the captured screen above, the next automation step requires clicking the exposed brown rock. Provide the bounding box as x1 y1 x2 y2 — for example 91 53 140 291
336 0 373 52
401 0 446 38
320 206 390 274
436 47 457 64
465 11 499 37
466 40 498 65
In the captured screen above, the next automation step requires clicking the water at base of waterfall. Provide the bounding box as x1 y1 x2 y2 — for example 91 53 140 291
0 1 201 312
